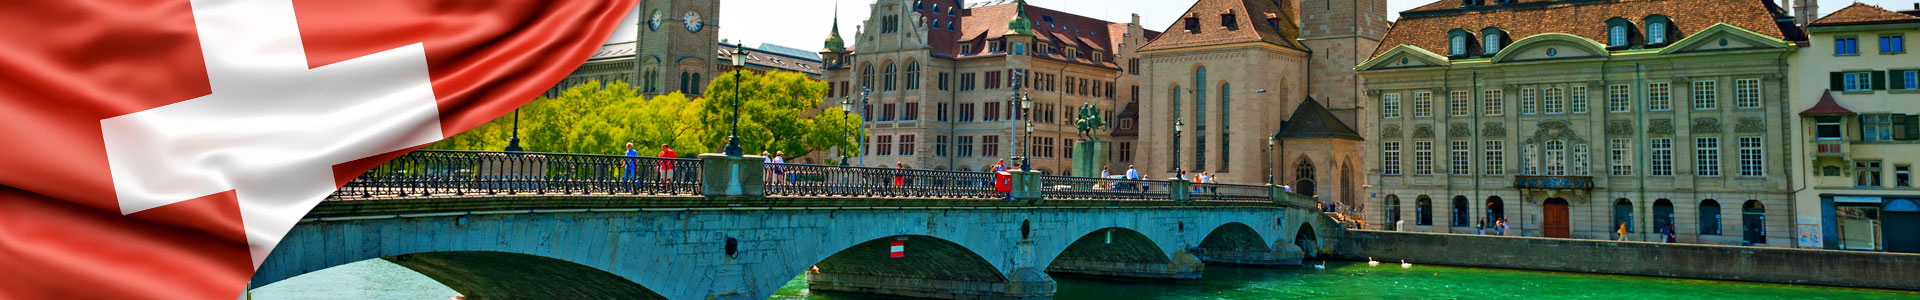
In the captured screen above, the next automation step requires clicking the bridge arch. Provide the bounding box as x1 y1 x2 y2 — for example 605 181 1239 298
1046 227 1201 279
1196 222 1282 265
797 234 1042 298
258 251 665 299
1295 223 1321 258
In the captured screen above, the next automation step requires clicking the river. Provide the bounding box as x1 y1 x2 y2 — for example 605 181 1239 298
256 259 1920 299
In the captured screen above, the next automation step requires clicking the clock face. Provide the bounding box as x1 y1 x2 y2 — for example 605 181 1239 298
683 12 703 32
648 10 663 31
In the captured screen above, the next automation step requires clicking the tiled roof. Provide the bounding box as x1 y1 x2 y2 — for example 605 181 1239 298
1138 0 1305 52
1799 90 1856 116
718 42 824 75
1406 0 1559 14
1810 3 1920 26
1378 0 1791 57
1277 97 1362 141
949 1 1126 68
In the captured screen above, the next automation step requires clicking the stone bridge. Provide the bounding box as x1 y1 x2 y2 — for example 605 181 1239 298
251 151 1338 299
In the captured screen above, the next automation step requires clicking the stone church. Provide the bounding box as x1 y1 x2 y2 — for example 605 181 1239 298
1135 0 1389 209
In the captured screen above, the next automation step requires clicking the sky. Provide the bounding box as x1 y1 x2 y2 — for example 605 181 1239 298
606 0 1920 52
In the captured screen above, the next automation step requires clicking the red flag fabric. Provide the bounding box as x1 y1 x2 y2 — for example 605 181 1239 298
0 0 636 298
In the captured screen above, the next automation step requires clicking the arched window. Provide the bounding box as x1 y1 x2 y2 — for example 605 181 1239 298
1169 84 1182 171
1486 196 1505 226
860 65 874 90
1743 200 1766 244
1417 196 1434 226
1194 67 1208 171
1452 196 1470 227
1013 43 1026 55
691 73 703 94
1653 199 1675 235
1220 83 1231 170
1448 29 1473 56
680 72 690 94
905 62 921 90
1613 198 1635 239
1544 87 1565 114
1482 28 1506 54
1607 18 1636 47
1646 15 1673 45
1295 159 1316 198
1386 195 1403 230
883 63 897 91
1699 199 1722 235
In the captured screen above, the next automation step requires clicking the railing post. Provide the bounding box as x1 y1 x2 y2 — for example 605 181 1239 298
1168 178 1191 202
700 153 765 199
1010 170 1042 201
1269 184 1284 205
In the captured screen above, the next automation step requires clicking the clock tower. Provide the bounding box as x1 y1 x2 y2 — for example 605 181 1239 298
635 0 720 96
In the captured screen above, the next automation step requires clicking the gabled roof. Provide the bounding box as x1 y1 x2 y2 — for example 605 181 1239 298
1378 0 1793 57
1277 97 1362 141
1138 0 1306 52
949 0 1126 68
1799 90 1857 116
1811 3 1920 26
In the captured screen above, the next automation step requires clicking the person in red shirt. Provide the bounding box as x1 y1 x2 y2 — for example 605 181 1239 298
658 144 676 183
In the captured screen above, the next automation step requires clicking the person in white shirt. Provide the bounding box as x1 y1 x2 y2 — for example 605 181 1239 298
772 151 787 183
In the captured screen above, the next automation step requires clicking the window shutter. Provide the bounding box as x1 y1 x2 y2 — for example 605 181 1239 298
1902 114 1920 141
1874 71 1889 90
1831 72 1846 91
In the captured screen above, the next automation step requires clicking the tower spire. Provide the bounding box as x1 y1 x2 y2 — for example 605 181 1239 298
1007 0 1034 36
824 0 847 52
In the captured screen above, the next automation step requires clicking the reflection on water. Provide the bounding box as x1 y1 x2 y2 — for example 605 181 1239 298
262 260 1920 300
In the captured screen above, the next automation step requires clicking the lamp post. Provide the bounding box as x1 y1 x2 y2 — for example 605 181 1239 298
504 109 523 152
1009 70 1027 171
1019 90 1034 172
840 98 855 166
724 43 748 157
1173 119 1184 179
1267 136 1276 185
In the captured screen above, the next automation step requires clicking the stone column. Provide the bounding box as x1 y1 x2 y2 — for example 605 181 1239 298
1169 179 1192 201
1010 170 1043 201
700 153 764 199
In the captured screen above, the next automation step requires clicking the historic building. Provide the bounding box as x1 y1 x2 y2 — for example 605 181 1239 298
1357 0 1806 246
1134 0 1383 209
1790 3 1920 253
541 1 826 100
817 0 1157 172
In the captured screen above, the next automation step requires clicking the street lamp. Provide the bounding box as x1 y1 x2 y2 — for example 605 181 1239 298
724 43 748 157
858 87 871 167
1173 119 1184 179
504 109 523 152
1267 136 1276 185
1009 70 1026 172
1019 91 1034 172
840 98 855 166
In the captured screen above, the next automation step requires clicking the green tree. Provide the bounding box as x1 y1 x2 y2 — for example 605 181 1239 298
701 70 856 159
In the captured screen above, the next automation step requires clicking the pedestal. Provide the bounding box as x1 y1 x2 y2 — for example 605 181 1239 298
700 154 764 199
1071 140 1109 178
1009 170 1042 201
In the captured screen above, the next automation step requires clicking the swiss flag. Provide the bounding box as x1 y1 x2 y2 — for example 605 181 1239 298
0 0 636 298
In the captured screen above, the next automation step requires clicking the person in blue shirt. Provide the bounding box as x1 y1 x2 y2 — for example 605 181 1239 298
1125 165 1139 180
623 142 639 184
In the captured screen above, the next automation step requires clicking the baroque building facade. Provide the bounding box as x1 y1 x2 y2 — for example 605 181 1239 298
1790 3 1920 253
818 0 1156 172
1358 0 1805 247
1135 0 1383 209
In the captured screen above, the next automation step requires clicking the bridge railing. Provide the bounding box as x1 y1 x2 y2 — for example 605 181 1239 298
1192 183 1273 202
329 150 702 200
1039 176 1171 201
765 163 1000 199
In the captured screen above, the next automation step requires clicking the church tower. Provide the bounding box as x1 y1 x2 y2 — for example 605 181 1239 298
634 0 721 96
1299 0 1387 128
1794 0 1818 27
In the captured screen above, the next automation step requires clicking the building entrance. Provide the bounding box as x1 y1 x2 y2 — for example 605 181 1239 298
1543 198 1571 238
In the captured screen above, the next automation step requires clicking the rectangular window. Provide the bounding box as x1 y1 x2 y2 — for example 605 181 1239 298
1844 72 1873 91
1608 84 1631 112
1545 141 1567 175
982 135 1000 157
1383 141 1402 175
1573 144 1590 176
1739 137 1763 177
1450 91 1470 116
1522 144 1538 175
957 136 974 157
1648 82 1672 111
1651 138 1674 176
1132 85 1141 101
876 135 893 156
1735 79 1761 109
1696 137 1720 177
1897 165 1912 188
882 104 897 121
1858 161 1883 187
985 71 1002 89
959 73 975 91
1520 88 1537 115
1414 141 1434 175
1816 116 1844 140
1544 87 1566 114
959 103 975 122
936 103 949 121
1610 138 1633 176
1413 92 1434 118
1903 70 1919 90
1451 141 1471 175
1064 76 1075 94
1864 114 1894 141
1882 35 1905 54
904 103 919 121
1693 80 1717 110
1483 90 1505 116
899 135 916 156
938 73 950 91
1119 142 1133 162
1382 93 1402 118
1484 140 1505 175
1571 86 1589 113
1837 37 1859 55
935 136 949 157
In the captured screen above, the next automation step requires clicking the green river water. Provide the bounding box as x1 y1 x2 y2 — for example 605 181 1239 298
256 259 1920 299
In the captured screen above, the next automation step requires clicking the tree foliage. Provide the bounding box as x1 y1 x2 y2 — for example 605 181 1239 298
429 70 860 161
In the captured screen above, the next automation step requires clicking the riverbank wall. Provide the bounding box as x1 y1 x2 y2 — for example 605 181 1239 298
1322 229 1920 291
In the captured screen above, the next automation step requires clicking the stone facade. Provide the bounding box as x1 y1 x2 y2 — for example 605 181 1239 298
1789 3 1920 253
1358 1 1803 247
816 0 1152 173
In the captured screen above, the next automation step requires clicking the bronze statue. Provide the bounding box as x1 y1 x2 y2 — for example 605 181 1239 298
1074 103 1107 142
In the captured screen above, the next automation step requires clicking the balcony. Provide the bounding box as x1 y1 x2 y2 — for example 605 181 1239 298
1513 175 1595 190
1813 140 1848 158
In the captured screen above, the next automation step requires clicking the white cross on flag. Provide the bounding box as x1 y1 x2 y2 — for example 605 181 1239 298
0 0 635 298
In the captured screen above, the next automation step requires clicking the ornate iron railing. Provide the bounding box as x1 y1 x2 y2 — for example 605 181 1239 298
764 163 1001 199
1192 183 1273 202
329 150 702 200
1513 175 1594 190
1039 176 1170 201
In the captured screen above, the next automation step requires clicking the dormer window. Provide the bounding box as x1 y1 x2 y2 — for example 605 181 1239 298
1222 12 1238 29
1645 15 1674 45
1185 16 1200 32
990 41 1004 53
1448 29 1474 57
1606 18 1637 48
960 42 973 55
1482 28 1506 54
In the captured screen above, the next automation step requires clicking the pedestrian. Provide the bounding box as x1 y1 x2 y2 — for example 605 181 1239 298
1616 222 1630 241
1476 217 1486 235
1126 165 1139 180
624 142 639 180
1498 218 1510 235
894 162 907 186
1661 223 1677 243
774 151 788 184
658 144 676 183
994 159 1008 173
761 151 773 182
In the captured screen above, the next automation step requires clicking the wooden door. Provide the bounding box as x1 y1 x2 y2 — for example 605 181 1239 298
1543 198 1572 238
